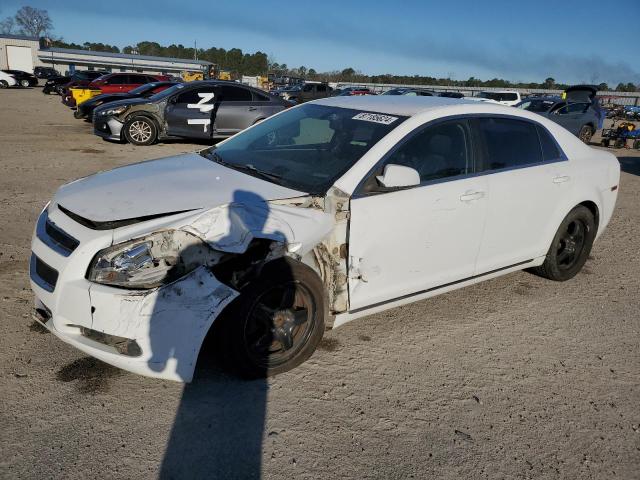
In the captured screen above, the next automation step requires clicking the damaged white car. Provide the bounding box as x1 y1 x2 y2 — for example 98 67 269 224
30 96 620 381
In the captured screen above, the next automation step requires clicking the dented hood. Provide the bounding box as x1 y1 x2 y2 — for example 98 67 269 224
53 153 306 223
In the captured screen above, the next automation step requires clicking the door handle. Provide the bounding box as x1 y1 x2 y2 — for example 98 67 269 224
248 106 257 111
553 175 570 184
459 191 485 202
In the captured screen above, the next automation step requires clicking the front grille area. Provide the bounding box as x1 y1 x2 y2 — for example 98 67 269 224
30 254 59 292
36 208 79 257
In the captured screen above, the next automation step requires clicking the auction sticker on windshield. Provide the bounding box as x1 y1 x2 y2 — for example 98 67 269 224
352 112 399 125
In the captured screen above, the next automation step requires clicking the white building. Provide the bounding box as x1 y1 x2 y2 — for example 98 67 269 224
0 34 212 75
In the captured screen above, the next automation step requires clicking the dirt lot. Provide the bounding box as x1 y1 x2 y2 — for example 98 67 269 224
1 87 639 480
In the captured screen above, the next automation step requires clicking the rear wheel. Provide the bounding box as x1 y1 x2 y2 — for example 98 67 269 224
19 79 30 88
123 116 158 146
633 140 640 150
601 138 610 147
531 206 596 282
0 80 8 89
216 258 326 378
578 125 593 144
614 138 626 149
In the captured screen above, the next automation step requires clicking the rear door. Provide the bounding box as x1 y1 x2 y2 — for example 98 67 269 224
165 86 217 139
551 103 590 135
473 117 570 273
213 85 256 136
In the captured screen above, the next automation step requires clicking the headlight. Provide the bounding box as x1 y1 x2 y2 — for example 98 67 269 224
99 105 129 117
87 230 222 289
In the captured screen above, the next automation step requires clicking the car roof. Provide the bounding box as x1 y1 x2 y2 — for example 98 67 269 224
313 95 478 116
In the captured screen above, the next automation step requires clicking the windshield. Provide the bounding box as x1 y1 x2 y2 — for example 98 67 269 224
149 83 187 101
517 99 557 113
200 104 408 194
129 83 160 95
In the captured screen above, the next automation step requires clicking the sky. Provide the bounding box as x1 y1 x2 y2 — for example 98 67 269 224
2 0 639 86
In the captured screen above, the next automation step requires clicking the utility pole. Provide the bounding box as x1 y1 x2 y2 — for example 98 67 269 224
194 40 197 61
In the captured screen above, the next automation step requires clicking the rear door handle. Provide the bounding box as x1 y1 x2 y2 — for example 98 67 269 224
248 106 257 111
459 191 485 202
553 175 570 184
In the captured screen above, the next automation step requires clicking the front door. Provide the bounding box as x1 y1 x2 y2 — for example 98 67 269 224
165 86 217 139
348 118 488 311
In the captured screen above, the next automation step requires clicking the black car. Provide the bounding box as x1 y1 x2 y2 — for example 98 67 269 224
93 80 290 146
74 81 180 121
42 70 107 95
2 70 38 87
34 66 60 79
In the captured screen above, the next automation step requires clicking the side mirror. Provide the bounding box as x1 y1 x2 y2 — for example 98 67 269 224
376 164 420 189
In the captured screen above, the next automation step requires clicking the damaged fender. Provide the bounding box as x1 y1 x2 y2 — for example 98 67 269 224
88 266 238 382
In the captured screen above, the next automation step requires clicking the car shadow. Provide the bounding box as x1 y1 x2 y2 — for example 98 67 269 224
618 156 640 176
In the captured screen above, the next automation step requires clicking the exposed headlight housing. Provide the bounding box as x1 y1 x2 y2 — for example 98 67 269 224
99 105 129 117
87 230 223 289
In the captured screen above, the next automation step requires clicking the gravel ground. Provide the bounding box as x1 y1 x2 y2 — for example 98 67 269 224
1 87 639 480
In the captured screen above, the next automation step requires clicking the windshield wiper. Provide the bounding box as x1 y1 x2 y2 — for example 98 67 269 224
203 150 283 182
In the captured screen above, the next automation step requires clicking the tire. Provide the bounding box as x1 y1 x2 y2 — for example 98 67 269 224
634 140 640 150
123 115 158 146
601 139 610 148
19 79 30 88
614 138 626 149
531 205 596 282
0 80 8 89
215 258 326 378
578 125 593 144
73 109 85 119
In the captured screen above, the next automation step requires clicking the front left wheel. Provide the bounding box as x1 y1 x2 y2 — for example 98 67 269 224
123 116 158 146
19 79 30 88
215 258 327 378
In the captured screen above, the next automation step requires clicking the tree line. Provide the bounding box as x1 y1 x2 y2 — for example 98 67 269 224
1 6 638 92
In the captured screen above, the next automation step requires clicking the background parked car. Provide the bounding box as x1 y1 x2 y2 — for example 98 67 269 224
34 67 60 79
281 82 332 103
42 70 107 95
383 87 438 96
89 73 171 94
516 86 603 144
475 90 522 106
0 70 17 88
93 80 290 145
74 81 180 120
334 86 374 96
2 70 38 87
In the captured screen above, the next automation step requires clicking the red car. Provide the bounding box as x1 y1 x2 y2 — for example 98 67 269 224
89 73 171 94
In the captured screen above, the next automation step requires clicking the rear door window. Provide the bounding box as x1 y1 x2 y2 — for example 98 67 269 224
217 85 252 101
477 117 543 171
536 125 563 161
108 75 128 85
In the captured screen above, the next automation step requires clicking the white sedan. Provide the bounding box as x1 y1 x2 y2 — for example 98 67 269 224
30 96 620 381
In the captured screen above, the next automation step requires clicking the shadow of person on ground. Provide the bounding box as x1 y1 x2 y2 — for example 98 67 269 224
618 156 640 176
150 190 294 479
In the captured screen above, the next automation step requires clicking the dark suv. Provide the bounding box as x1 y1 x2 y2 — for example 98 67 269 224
34 66 60 79
93 81 290 145
42 70 107 95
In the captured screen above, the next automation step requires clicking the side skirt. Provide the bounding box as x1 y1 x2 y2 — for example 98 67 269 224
332 257 543 329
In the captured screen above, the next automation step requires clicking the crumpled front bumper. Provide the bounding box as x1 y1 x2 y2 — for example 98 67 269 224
29 206 238 382
93 116 124 141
